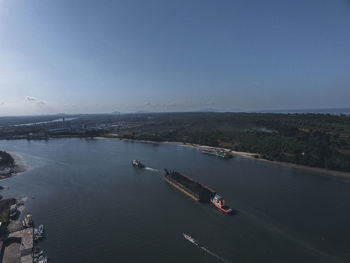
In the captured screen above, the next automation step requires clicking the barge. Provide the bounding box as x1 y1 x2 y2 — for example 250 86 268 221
164 169 233 214
164 169 215 202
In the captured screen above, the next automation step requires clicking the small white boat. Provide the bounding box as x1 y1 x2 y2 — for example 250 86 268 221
183 233 202 247
34 224 44 240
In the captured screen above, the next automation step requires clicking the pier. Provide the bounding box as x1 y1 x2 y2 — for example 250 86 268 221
8 227 34 263
0 199 46 263
1 227 33 263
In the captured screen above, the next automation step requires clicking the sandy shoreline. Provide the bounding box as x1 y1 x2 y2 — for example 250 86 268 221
118 138 350 178
0 152 28 180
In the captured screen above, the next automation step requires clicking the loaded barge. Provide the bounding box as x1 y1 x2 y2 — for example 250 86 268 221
164 169 232 214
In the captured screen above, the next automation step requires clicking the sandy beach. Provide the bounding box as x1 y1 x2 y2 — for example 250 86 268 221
0 152 28 180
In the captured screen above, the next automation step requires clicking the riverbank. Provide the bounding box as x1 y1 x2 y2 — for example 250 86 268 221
118 138 350 178
0 152 46 262
1 137 349 178
0 152 28 180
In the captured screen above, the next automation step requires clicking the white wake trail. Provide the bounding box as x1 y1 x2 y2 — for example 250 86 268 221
183 233 230 263
200 247 230 263
144 167 162 173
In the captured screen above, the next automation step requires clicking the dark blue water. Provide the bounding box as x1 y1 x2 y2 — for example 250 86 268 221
0 138 349 263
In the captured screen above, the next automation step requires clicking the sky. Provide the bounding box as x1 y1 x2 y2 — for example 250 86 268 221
0 0 349 115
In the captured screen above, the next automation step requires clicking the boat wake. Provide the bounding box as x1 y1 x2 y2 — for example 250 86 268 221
183 233 229 263
144 167 162 173
200 247 230 263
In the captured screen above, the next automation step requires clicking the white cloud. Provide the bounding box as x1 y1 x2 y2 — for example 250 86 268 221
26 96 37 102
26 97 48 107
36 101 46 106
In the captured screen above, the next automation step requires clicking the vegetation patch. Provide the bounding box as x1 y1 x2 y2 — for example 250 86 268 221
115 113 350 172
0 198 16 234
0 151 14 167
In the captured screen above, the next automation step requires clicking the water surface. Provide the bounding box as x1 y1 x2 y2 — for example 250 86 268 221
0 138 349 263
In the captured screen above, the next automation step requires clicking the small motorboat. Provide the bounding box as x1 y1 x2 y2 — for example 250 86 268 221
183 233 202 247
132 160 145 168
34 224 44 240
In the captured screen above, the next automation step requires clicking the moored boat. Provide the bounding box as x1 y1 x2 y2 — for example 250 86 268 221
202 149 233 159
34 224 45 240
22 213 34 227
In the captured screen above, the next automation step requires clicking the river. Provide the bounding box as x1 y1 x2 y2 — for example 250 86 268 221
0 138 349 263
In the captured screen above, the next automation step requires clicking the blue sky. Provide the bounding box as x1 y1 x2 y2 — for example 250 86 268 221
0 0 349 115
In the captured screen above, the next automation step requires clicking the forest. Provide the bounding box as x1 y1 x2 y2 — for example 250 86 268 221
116 112 350 172
0 151 14 167
0 112 349 172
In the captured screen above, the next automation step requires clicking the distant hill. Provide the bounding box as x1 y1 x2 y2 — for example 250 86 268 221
199 108 242 113
260 108 350 115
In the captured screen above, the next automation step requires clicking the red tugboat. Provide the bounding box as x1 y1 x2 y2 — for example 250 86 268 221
211 193 233 214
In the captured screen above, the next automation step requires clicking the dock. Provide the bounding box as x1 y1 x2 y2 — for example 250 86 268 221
9 227 34 263
1 227 33 263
